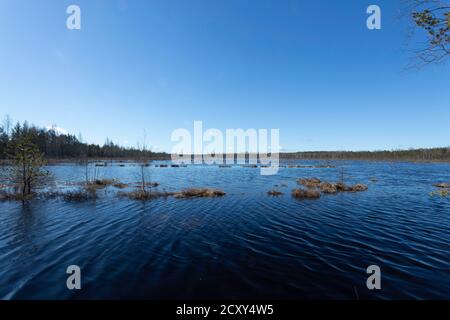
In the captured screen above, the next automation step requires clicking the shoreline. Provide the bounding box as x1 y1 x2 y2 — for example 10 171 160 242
1 157 450 165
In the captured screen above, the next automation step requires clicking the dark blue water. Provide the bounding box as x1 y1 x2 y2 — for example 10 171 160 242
0 161 449 299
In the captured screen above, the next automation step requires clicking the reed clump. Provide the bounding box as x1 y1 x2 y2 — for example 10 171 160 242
174 188 226 199
298 178 321 189
63 189 97 202
430 189 449 197
41 189 97 202
113 182 129 189
267 190 283 196
0 190 36 201
119 190 173 201
291 189 321 199
84 179 116 191
433 183 450 189
317 182 338 194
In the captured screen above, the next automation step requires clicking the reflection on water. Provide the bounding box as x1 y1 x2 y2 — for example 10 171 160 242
0 161 449 299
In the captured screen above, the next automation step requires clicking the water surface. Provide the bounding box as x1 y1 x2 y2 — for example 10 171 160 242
0 161 449 299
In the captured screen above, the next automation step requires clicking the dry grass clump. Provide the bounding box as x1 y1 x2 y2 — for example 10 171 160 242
119 190 173 201
288 165 335 168
295 177 369 198
95 162 107 167
40 189 97 202
63 189 97 202
430 189 449 197
298 178 321 189
351 184 369 192
430 183 450 197
433 183 450 188
318 182 338 194
133 182 159 188
94 179 115 186
335 182 353 192
291 189 321 199
174 188 226 199
113 182 129 189
85 179 117 191
267 190 283 196
0 191 36 201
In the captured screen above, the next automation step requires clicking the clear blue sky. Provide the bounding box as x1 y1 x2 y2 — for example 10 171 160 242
0 0 449 152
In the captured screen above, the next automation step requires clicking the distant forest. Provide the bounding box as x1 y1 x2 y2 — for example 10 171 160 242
1 118 449 162
0 119 167 160
281 149 450 162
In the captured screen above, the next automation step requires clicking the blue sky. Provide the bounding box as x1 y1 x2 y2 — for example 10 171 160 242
0 0 449 152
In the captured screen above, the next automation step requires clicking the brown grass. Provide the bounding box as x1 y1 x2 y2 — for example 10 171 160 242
298 178 321 189
291 189 321 199
0 191 36 202
174 188 226 199
113 183 129 189
41 189 97 202
133 182 159 188
433 183 450 188
350 184 369 192
63 190 97 202
318 182 338 194
430 189 449 197
85 179 117 191
267 190 283 196
119 190 174 201
288 165 336 168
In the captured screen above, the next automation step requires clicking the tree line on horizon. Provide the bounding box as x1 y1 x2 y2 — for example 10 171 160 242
281 149 450 161
0 117 166 160
1 116 449 162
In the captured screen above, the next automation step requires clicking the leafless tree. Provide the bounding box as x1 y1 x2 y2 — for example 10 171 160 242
403 0 450 67
2 114 12 136
136 130 151 194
